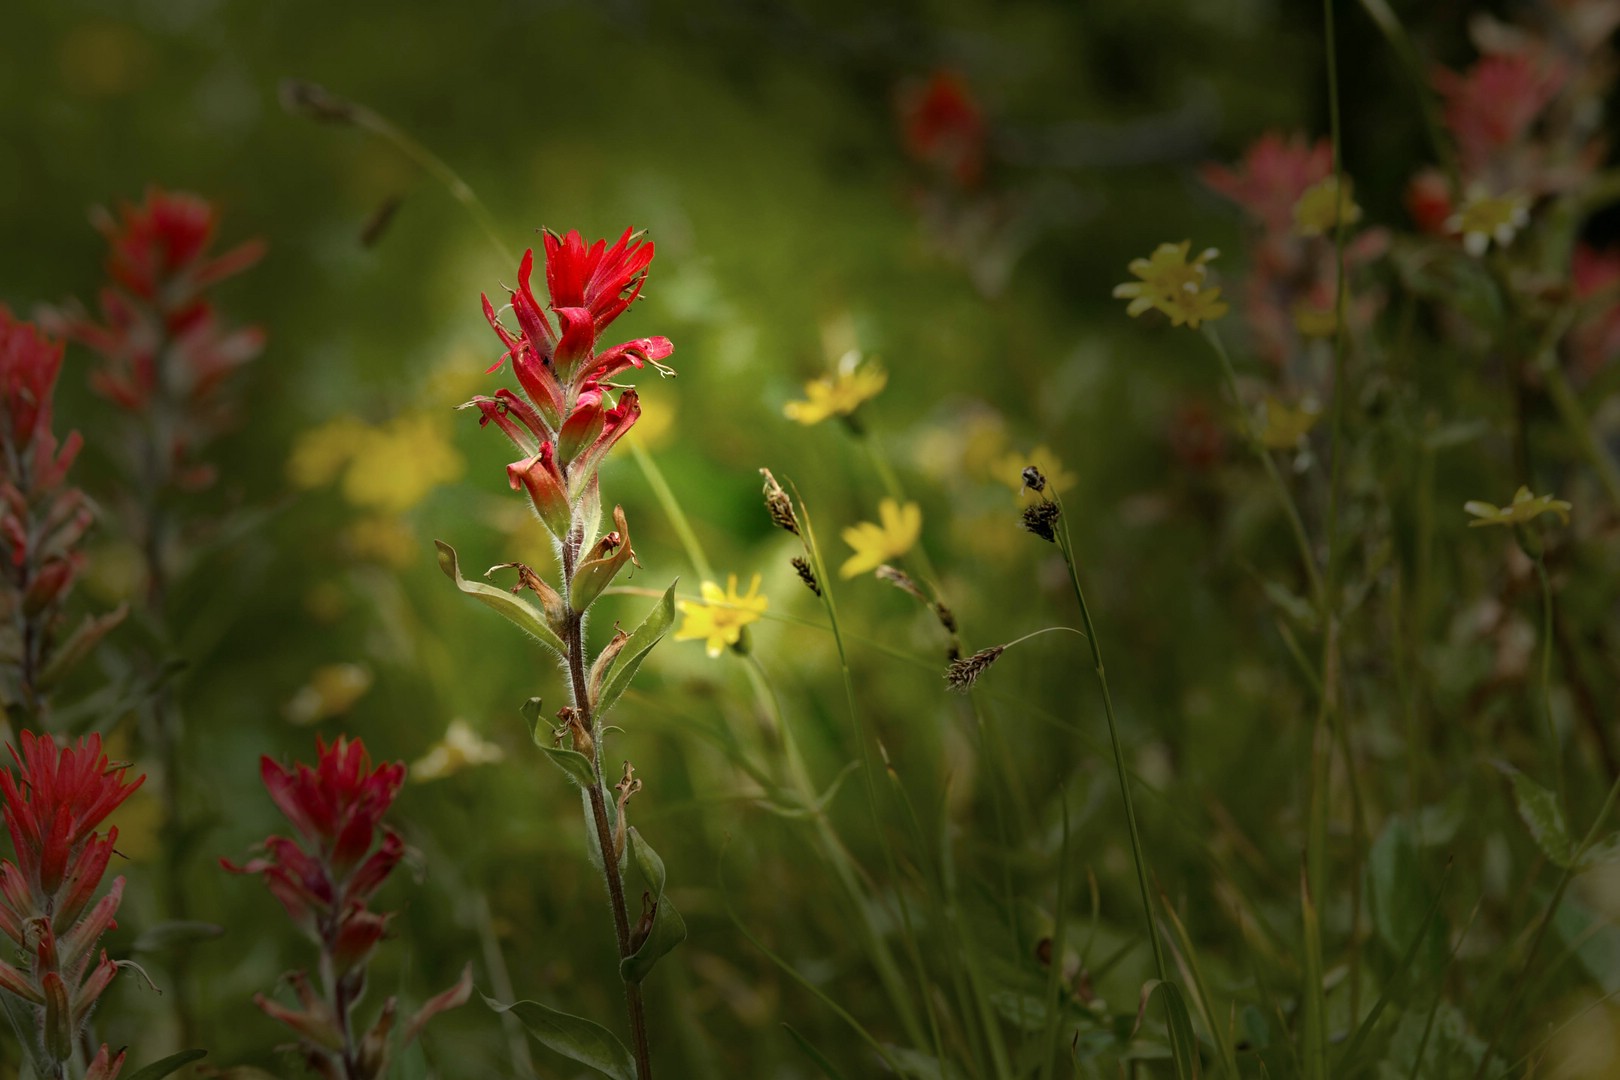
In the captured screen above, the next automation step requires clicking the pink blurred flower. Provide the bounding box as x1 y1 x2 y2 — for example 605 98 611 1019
94 186 265 307
1434 52 1567 178
1200 131 1333 237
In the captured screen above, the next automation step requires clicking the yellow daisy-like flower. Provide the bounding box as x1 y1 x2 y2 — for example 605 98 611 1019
411 719 506 782
1259 397 1323 450
996 445 1077 497
675 575 769 658
840 498 922 578
1292 176 1362 238
1464 486 1572 528
784 349 888 425
1447 190 1530 257
1113 241 1230 329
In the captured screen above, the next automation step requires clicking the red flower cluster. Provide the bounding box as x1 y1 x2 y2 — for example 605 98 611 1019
45 187 265 490
1201 133 1387 373
224 736 467 1079
900 71 987 189
470 229 673 542
0 309 97 711
0 733 142 1078
225 736 405 974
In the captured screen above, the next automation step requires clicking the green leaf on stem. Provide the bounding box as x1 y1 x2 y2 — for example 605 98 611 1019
434 540 565 656
540 745 597 789
592 580 676 720
485 995 635 1080
520 697 598 788
620 826 687 984
1499 764 1577 868
1132 979 1199 1080
37 604 127 691
120 1050 208 1080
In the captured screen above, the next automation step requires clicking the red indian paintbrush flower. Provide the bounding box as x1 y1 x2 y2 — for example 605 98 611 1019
95 186 267 311
0 309 104 717
223 735 468 1080
1199 131 1332 238
469 228 673 543
0 732 142 1077
42 187 265 494
900 71 987 189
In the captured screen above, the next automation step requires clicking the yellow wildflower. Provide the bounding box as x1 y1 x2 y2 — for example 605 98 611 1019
289 412 464 513
675 575 769 658
784 352 888 424
1292 176 1362 238
1113 241 1230 329
840 498 922 578
1464 486 1572 528
288 416 367 489
343 515 417 567
1259 397 1322 450
1291 299 1338 338
340 412 464 513
996 445 1076 497
1447 189 1529 257
411 719 506 782
285 663 373 725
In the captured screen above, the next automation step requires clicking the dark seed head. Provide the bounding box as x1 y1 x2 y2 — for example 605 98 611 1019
945 645 1006 692
1021 500 1061 543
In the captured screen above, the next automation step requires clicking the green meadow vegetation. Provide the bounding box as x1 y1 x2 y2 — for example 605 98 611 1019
3 1 1620 1077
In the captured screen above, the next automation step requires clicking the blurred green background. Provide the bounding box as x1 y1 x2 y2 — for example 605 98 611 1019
7 0 1618 1077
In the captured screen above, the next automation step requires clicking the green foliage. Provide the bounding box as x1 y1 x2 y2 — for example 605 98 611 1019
486 996 636 1080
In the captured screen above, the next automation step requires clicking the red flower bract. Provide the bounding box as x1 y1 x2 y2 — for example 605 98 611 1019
0 733 140 1072
0 307 67 454
0 732 141 908
96 186 266 306
258 734 404 877
474 228 674 541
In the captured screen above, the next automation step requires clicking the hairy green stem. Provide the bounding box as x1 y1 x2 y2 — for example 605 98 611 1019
560 533 653 1079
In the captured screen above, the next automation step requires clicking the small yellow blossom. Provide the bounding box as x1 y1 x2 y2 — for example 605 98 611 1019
1293 176 1362 238
343 515 418 567
1291 299 1338 338
411 719 506 782
784 352 888 424
288 416 367 489
1447 190 1530 257
285 663 374 726
1465 486 1572 528
675 575 769 658
840 498 922 578
996 445 1077 497
340 412 464 512
1113 241 1230 329
1259 397 1323 450
289 412 464 513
